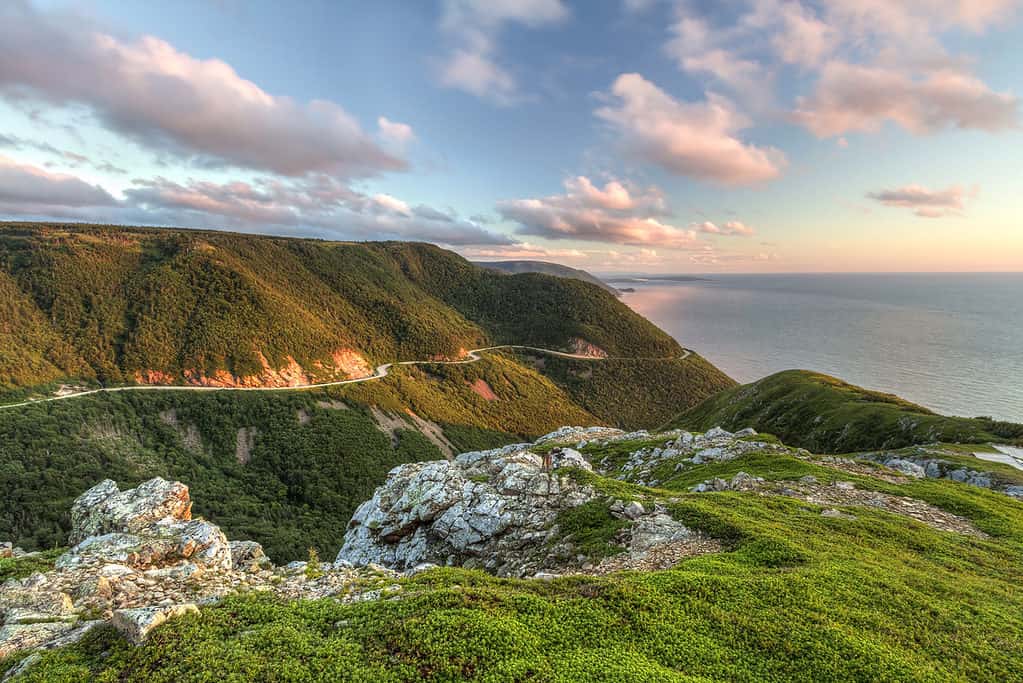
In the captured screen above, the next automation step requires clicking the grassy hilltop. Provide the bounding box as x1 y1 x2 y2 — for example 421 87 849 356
670 369 1023 452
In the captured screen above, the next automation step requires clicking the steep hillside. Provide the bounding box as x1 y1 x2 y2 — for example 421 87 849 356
508 349 735 429
378 242 681 358
0 354 596 561
670 369 1023 452
0 223 684 395
472 259 619 295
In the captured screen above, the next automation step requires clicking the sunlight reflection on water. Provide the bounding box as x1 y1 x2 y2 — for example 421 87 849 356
620 273 1023 422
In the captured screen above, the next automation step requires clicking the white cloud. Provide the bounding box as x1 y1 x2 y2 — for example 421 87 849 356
377 117 415 146
596 73 786 185
0 0 403 177
437 0 568 104
867 184 975 217
665 16 774 107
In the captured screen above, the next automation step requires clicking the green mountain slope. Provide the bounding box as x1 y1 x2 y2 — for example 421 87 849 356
0 223 685 394
378 242 680 357
472 259 619 295
508 349 736 429
669 369 1023 452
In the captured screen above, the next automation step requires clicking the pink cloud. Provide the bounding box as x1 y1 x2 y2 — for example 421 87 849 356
794 62 1018 136
867 184 975 217
695 220 756 237
497 175 707 249
596 73 786 185
0 155 116 209
0 1 403 177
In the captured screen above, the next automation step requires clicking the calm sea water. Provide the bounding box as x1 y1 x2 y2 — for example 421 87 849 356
618 273 1023 422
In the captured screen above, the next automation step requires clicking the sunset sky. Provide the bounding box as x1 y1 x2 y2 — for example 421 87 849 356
1 0 1020 272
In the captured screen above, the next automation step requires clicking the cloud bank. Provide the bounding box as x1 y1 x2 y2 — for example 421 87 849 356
0 0 404 177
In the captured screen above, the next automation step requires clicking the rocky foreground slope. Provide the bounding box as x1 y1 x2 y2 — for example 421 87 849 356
4 425 1023 680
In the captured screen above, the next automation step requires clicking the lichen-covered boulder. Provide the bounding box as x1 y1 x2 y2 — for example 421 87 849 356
337 444 597 576
58 479 230 571
112 604 199 645
69 478 192 544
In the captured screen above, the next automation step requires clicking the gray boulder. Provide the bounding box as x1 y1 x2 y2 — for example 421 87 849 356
337 445 597 576
58 479 231 571
229 541 271 571
69 478 192 545
112 604 199 645
703 427 733 440
884 458 926 478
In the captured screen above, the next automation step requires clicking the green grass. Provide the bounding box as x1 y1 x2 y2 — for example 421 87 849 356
0 548 61 581
552 500 629 559
670 370 1023 453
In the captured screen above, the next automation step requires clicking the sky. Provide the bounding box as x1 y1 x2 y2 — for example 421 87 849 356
0 0 1021 273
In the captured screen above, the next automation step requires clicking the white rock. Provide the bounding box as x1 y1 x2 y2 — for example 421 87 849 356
69 478 192 544
112 604 199 645
623 501 645 520
703 427 733 440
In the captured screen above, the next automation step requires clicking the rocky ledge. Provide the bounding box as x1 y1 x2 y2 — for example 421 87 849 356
1 478 404 674
336 430 718 577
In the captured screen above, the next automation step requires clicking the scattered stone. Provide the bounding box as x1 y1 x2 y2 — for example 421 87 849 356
821 509 857 520
622 501 645 520
113 604 199 645
229 541 271 571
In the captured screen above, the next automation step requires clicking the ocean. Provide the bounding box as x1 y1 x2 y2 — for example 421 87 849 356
617 273 1023 423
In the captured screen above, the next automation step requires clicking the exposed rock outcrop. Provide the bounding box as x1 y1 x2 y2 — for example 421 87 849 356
336 443 598 576
336 432 721 578
0 478 403 674
60 478 230 571
860 450 1023 499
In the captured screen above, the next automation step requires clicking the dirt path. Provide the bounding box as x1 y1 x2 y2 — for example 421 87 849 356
0 346 693 411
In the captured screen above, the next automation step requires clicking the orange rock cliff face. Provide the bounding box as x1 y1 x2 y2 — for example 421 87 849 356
134 348 372 388
568 338 608 358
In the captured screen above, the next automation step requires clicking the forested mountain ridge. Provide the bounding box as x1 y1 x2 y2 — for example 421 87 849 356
472 259 619 295
0 223 685 395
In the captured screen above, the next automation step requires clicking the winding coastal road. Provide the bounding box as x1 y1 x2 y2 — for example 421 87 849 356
0 345 692 411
